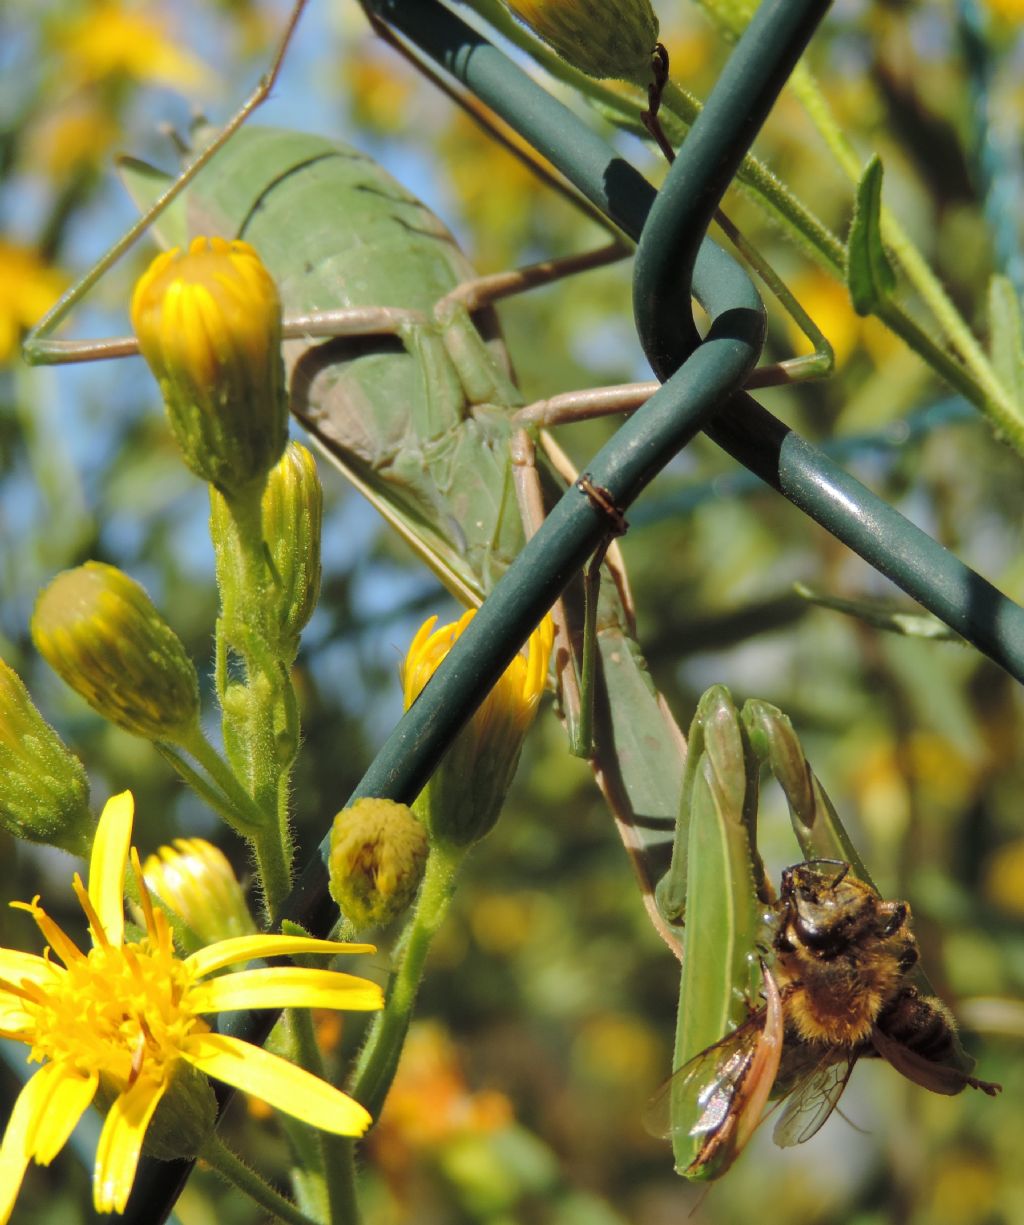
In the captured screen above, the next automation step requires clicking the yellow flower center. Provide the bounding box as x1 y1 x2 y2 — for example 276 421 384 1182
10 896 206 1091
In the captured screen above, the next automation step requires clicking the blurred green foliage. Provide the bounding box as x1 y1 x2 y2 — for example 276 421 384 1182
2 0 1024 1221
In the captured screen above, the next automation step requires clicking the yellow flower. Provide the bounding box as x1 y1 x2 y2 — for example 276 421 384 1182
0 241 65 364
55 4 209 90
141 838 257 948
403 610 551 731
131 236 287 493
0 792 383 1220
402 611 553 846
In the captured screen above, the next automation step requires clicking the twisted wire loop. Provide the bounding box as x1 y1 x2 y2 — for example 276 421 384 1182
127 2 1023 1219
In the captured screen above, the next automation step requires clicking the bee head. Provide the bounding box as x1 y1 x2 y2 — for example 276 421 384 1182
775 860 879 959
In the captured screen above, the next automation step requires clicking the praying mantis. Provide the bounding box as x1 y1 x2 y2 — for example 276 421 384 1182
23 0 690 952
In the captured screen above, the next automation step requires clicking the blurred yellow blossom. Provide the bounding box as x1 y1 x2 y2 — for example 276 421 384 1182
368 1022 512 1181
343 51 416 136
983 0 1024 20
783 267 900 369
55 3 210 90
27 98 118 180
0 241 65 364
984 839 1024 919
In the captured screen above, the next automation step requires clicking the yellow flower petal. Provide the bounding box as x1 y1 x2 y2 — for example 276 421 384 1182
29 1068 98 1165
186 933 375 979
87 792 134 945
189 967 384 1015
93 1075 166 1214
183 1032 372 1136
0 948 60 986
0 1066 54 1225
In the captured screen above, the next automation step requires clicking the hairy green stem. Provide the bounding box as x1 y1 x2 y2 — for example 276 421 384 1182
201 1132 324 1225
330 843 465 1215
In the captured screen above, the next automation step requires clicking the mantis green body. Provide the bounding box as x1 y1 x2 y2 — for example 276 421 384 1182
64 122 688 951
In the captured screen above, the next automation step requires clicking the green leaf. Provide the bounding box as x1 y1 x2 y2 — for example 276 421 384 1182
988 274 1024 410
793 581 963 642
846 155 895 316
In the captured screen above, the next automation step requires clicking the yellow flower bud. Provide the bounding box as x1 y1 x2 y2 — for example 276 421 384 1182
402 611 553 848
142 837 256 950
130 235 287 494
504 0 659 83
31 562 199 743
210 441 322 660
0 659 93 854
329 798 429 929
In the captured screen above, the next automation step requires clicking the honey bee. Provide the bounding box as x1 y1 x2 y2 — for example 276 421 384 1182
647 861 1000 1178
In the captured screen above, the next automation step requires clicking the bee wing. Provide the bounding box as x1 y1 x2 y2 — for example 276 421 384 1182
643 1011 767 1140
870 1024 1000 1097
772 1053 857 1148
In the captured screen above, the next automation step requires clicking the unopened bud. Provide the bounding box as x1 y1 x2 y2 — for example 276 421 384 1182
31 562 199 743
504 0 659 82
142 837 256 951
328 798 428 929
402 611 553 848
0 659 92 855
210 441 322 660
130 235 287 494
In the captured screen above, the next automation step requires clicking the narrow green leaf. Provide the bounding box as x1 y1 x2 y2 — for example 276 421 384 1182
846 155 895 315
988 274 1024 410
793 581 964 641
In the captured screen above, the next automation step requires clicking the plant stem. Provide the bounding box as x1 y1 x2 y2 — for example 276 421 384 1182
786 63 1020 432
174 726 268 832
349 842 464 1115
201 1131 324 1225
329 842 465 1216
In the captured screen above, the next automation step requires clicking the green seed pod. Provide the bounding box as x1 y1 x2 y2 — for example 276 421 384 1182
130 235 287 495
135 1060 217 1162
0 659 93 855
142 838 256 951
31 562 200 744
328 798 429 929
505 0 659 83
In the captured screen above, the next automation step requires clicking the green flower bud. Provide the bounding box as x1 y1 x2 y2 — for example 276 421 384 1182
505 0 659 83
31 562 200 743
328 798 429 929
141 837 256 951
210 441 323 660
402 611 553 848
130 235 287 495
0 659 93 855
